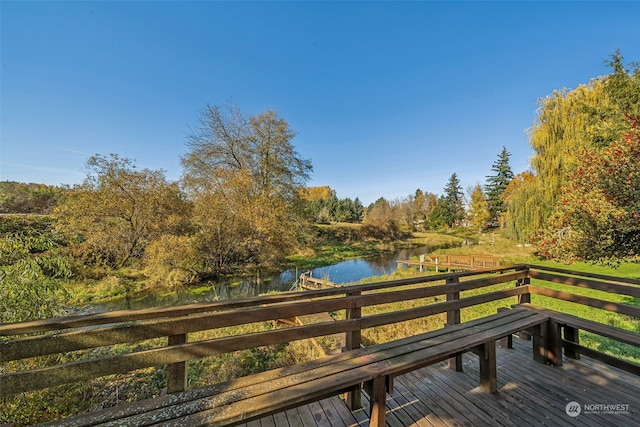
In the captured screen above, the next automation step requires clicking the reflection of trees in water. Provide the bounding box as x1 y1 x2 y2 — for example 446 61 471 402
89 243 468 312
364 246 429 270
363 243 460 270
218 283 230 300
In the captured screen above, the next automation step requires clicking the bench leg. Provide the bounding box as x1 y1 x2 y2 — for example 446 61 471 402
532 323 548 364
564 326 580 360
547 320 563 366
448 354 463 372
345 385 362 410
499 334 513 349
477 340 497 393
345 303 363 410
369 376 387 427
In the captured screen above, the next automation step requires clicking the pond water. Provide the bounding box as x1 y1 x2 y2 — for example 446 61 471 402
84 244 454 312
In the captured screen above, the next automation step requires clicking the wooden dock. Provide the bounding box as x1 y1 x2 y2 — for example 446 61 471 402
299 272 343 290
397 254 500 272
275 273 346 355
239 337 640 426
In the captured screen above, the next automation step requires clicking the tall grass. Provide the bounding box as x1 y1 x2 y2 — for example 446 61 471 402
0 321 320 426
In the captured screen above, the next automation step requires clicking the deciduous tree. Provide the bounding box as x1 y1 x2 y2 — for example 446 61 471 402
502 171 536 242
506 51 640 242
468 184 490 234
54 154 188 268
181 103 312 273
363 197 401 239
537 116 640 263
0 229 70 322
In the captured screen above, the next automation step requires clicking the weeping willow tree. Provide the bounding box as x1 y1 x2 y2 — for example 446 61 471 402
506 51 640 243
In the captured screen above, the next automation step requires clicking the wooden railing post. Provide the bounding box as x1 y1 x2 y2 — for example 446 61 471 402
345 290 362 409
516 267 531 305
166 333 188 393
516 267 532 341
446 276 462 371
564 326 580 359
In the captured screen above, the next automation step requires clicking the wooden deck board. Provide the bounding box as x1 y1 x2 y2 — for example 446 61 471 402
486 352 598 426
239 337 640 427
400 371 469 427
463 347 576 426
324 394 362 427
385 379 439 427
431 360 517 425
317 398 348 427
460 352 587 427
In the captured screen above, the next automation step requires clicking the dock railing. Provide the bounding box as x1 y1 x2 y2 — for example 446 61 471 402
397 254 500 272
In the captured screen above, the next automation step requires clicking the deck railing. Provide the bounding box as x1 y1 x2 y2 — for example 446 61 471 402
1 264 639 403
396 253 500 272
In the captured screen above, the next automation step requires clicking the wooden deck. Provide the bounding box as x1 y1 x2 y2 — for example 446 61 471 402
241 338 640 427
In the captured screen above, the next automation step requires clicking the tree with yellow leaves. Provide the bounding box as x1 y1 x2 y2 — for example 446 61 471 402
181 103 313 274
54 154 188 268
506 51 640 243
468 184 490 234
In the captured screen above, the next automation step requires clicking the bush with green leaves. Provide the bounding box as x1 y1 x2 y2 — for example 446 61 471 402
0 231 70 322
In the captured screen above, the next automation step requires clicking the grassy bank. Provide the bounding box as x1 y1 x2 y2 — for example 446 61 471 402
286 222 424 270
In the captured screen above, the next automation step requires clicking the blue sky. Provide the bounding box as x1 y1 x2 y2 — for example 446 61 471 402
2 1 639 205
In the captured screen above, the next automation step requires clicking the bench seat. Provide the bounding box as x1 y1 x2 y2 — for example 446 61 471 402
39 308 550 427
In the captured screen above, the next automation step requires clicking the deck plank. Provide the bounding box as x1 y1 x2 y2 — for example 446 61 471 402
385 379 439 427
398 371 471 427
325 394 362 427
317 397 347 427
486 351 598 426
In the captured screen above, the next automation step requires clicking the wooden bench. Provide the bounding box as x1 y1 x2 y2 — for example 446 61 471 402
39 308 551 427
515 303 640 375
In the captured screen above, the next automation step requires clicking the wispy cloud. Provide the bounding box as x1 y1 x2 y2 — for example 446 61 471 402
57 147 93 157
1 162 83 176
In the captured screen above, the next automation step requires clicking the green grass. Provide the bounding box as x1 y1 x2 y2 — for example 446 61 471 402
1 320 319 426
286 243 381 270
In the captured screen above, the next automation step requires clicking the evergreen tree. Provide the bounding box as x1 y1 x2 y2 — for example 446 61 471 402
350 198 365 222
428 196 448 228
484 147 514 225
442 173 465 227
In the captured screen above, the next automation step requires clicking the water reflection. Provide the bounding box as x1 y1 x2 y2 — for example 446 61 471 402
87 244 447 312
